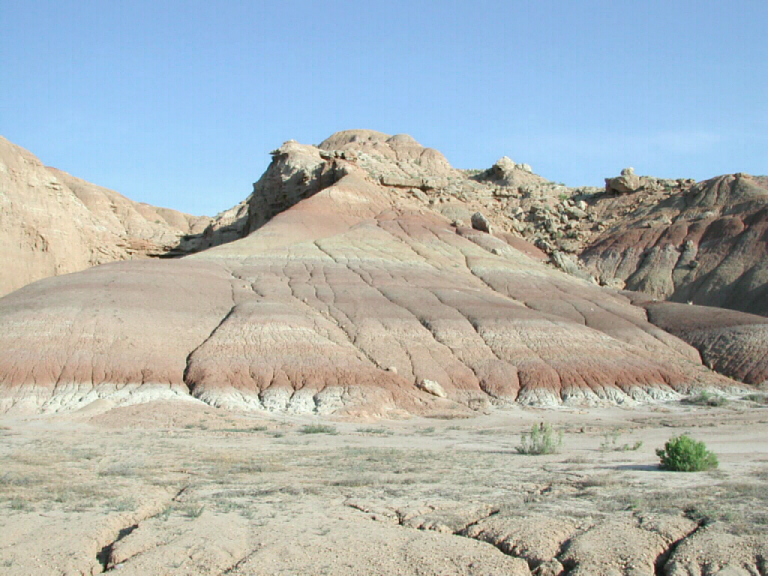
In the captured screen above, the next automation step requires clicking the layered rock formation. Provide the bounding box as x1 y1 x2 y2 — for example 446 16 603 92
4 132 766 320
0 131 748 415
582 173 768 316
0 136 244 297
633 297 768 386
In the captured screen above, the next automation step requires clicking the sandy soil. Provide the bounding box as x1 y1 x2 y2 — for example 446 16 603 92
1 397 767 575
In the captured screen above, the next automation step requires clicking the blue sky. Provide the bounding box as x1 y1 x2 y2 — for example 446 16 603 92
2 1 766 216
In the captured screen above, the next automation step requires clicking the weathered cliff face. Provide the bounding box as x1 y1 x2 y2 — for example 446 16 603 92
580 174 768 316
0 133 744 416
0 136 246 296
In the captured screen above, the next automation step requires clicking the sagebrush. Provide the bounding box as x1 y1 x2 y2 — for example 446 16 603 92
517 422 563 455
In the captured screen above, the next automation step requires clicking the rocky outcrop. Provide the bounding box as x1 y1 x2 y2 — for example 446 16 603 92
0 133 742 415
582 174 768 316
475 156 549 189
0 136 243 297
244 139 352 234
605 167 643 194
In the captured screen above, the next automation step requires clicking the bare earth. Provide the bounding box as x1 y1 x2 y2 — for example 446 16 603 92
1 398 766 575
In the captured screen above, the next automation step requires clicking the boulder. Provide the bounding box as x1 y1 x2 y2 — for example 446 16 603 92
471 211 493 233
605 167 643 194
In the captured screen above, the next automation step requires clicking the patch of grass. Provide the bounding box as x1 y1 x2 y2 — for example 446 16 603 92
656 434 718 472
599 429 643 452
98 463 141 477
225 426 269 433
331 475 381 487
516 422 563 455
416 426 436 435
68 448 100 461
299 424 338 435
683 391 728 407
110 497 136 512
9 497 33 511
563 455 589 464
683 504 735 526
156 506 173 521
356 427 394 436
743 393 768 405
0 472 43 486
229 461 286 474
181 504 205 518
577 475 618 489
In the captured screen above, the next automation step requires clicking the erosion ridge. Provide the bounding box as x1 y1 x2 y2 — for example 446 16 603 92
1 130 760 416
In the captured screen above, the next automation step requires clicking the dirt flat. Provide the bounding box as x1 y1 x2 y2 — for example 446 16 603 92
1 398 767 575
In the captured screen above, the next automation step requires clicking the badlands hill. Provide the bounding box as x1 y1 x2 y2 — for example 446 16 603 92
0 130 766 415
0 136 246 297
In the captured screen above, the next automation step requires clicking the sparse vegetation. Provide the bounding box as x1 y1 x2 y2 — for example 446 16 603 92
599 429 643 452
656 434 718 472
517 422 563 455
743 393 768 405
299 424 338 435
181 504 205 518
9 497 32 511
225 425 269 433
683 391 728 407
356 427 394 436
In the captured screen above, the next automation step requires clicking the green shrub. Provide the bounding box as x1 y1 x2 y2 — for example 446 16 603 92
517 422 563 455
656 434 718 472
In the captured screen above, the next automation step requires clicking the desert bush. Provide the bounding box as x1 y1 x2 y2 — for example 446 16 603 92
182 504 205 518
656 434 718 472
356 427 394 436
9 498 32 511
743 393 768 405
683 391 728 407
516 422 563 455
299 424 338 435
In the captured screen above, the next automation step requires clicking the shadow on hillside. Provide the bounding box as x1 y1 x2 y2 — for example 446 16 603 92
158 212 249 258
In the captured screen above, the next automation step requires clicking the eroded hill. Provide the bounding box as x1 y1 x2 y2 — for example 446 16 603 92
0 136 246 297
2 131 760 416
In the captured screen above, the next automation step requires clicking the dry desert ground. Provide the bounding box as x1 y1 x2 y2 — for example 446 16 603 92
1 397 767 576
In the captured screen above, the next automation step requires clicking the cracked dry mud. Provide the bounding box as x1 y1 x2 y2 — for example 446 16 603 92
1 399 767 575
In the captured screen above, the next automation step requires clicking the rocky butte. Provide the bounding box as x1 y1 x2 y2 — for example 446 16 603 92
0 130 766 416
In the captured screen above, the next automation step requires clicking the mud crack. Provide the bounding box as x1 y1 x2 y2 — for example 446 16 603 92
96 485 189 573
219 547 261 575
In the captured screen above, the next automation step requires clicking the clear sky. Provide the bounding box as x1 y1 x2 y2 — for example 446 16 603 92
2 1 766 216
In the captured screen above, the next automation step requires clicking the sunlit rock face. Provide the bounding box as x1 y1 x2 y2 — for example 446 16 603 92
0 132 748 415
0 136 246 297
